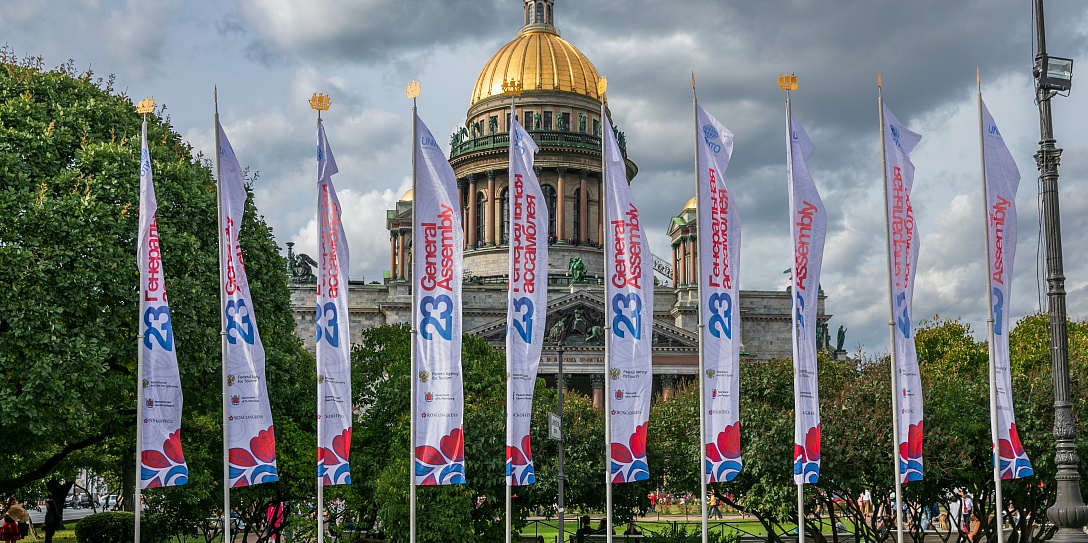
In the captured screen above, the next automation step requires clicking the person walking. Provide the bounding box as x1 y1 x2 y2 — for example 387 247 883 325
42 499 60 543
707 491 723 520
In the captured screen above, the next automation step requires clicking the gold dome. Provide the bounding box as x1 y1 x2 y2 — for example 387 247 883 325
401 188 413 202
471 28 601 106
684 196 697 211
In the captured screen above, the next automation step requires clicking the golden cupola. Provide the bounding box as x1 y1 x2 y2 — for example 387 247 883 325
470 0 601 106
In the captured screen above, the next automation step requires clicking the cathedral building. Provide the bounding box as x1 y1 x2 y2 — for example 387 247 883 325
289 0 832 405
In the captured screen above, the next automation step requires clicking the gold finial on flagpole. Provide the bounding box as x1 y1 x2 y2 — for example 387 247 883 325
405 80 421 99
691 72 696 90
501 78 522 97
976 66 981 88
136 97 155 115
309 92 331 111
777 73 798 91
877 71 883 88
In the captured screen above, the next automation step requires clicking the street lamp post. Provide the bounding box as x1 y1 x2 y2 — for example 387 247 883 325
556 339 567 543
1033 2 1088 541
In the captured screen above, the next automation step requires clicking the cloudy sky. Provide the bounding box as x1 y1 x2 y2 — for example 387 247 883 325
5 0 1088 355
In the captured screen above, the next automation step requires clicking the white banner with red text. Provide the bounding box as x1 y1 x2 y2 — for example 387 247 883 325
506 116 547 486
603 115 653 484
138 119 189 489
412 114 466 485
695 104 742 484
787 115 825 485
316 120 353 486
981 98 1033 480
217 121 279 487
882 102 924 483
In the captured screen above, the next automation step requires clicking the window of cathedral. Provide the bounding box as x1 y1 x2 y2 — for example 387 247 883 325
475 192 487 246
541 184 557 240
560 112 570 132
543 111 552 130
573 187 582 241
536 3 543 23
500 187 510 245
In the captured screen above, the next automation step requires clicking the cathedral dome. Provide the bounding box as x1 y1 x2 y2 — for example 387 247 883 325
470 27 601 106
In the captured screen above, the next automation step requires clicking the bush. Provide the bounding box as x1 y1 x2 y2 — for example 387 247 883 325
74 512 172 543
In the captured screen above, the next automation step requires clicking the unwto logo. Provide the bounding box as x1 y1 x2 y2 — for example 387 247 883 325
702 124 722 154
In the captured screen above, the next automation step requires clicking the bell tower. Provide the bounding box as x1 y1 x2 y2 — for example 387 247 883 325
522 0 557 34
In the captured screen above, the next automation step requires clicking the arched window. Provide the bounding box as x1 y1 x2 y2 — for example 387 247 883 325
500 187 510 245
525 5 530 26
535 3 544 23
546 5 552 24
475 191 487 246
572 188 582 242
541 184 557 240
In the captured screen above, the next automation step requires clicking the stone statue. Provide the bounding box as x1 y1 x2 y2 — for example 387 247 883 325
534 113 541 130
578 114 587 133
572 309 589 336
836 325 847 352
489 116 498 134
555 113 563 131
816 324 825 350
585 325 604 344
567 257 587 283
290 253 318 284
547 318 566 343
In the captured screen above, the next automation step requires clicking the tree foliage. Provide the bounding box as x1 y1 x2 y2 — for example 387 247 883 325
0 49 314 532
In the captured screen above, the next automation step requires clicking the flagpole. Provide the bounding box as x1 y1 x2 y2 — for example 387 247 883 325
599 76 614 543
691 73 710 543
781 76 805 543
406 80 420 543
877 73 906 543
502 77 522 543
214 87 232 543
135 97 153 543
977 68 1005 543
311 92 328 543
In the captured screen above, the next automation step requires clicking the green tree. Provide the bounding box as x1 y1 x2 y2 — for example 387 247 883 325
0 49 313 531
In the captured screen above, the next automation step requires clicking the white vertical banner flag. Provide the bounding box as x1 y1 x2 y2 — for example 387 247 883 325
412 114 466 485
603 115 653 483
695 105 742 483
217 121 279 487
787 116 825 485
981 99 1033 480
506 116 547 486
882 103 924 483
316 120 353 486
138 121 189 489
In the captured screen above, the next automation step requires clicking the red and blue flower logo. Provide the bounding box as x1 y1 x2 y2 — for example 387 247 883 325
229 426 279 487
793 424 820 484
705 422 741 482
318 427 352 485
998 424 1034 480
899 421 923 482
506 434 537 486
141 429 189 488
416 426 465 485
611 422 649 483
